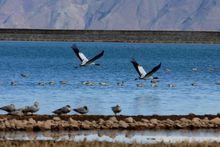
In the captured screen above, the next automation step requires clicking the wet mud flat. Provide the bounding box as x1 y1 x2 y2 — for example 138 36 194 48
1 140 220 147
1 114 220 131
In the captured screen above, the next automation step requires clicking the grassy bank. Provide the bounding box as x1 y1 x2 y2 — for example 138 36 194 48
0 140 220 147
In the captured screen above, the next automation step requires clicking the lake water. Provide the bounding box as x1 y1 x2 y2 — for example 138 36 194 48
1 130 220 143
0 41 220 115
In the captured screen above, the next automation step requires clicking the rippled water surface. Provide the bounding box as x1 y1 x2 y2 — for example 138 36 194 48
1 130 220 143
0 41 220 115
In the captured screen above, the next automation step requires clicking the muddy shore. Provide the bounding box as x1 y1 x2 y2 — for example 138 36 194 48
0 114 220 131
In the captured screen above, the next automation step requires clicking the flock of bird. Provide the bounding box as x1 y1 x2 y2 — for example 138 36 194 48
0 44 162 116
0 101 121 116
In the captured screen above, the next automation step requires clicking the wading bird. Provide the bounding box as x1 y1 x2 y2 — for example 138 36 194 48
71 44 104 66
111 105 121 115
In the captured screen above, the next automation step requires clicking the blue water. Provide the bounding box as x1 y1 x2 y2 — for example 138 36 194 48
0 41 220 115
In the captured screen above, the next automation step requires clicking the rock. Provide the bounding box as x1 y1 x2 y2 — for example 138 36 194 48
109 117 118 123
166 119 174 124
81 121 91 129
104 120 114 126
150 119 158 124
119 120 129 128
180 118 191 124
125 117 134 123
135 121 148 128
15 120 25 129
5 121 11 128
53 117 61 121
175 123 183 129
98 119 105 125
141 119 149 123
0 118 7 122
69 119 79 129
192 117 201 123
68 118 78 124
90 121 98 128
28 118 36 124
43 120 52 130
202 117 210 123
210 117 220 125
192 117 202 127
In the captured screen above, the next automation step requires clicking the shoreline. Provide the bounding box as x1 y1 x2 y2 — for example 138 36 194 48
0 29 220 44
0 114 220 131
1 140 220 147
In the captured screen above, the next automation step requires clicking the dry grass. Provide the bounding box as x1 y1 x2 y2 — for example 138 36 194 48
0 140 220 147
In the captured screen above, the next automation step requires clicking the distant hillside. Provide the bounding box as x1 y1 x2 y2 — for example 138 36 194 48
0 0 219 31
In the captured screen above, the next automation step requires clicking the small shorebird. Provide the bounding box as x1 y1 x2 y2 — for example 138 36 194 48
0 104 16 113
10 81 17 86
48 81 56 85
73 106 88 115
52 105 71 115
192 67 198 71
111 105 121 115
20 73 28 78
81 81 96 86
136 83 145 87
117 81 125 87
99 82 109 86
21 101 40 115
38 82 45 86
60 80 68 85
131 59 161 80
151 77 159 87
168 83 176 88
71 44 104 66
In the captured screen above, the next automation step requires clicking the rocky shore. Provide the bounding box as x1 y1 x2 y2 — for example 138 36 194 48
1 114 220 131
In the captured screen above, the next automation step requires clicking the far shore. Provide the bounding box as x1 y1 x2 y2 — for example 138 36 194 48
0 29 220 44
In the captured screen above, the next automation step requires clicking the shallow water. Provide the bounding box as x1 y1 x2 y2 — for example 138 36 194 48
0 41 220 115
1 130 220 143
